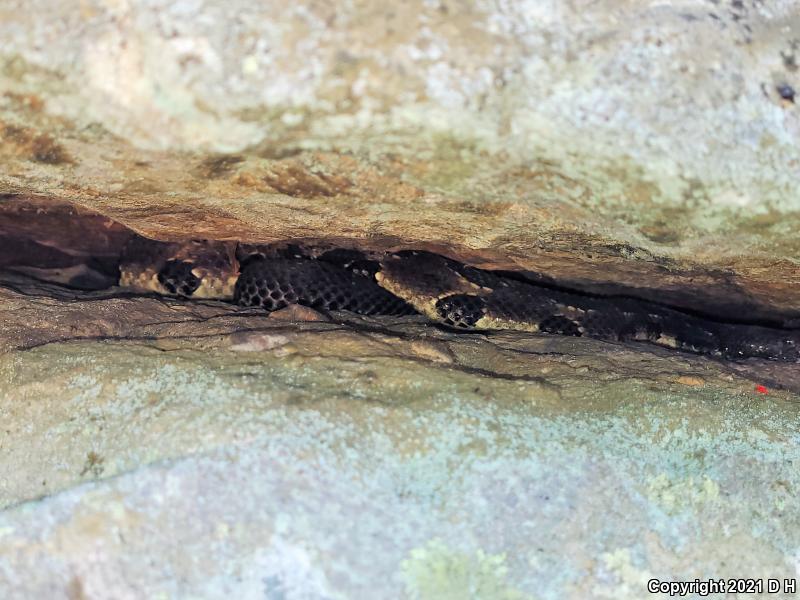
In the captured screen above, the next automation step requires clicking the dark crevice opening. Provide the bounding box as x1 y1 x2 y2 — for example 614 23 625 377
1 193 798 330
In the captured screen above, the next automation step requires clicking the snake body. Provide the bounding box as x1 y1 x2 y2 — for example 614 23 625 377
234 257 415 316
118 239 800 362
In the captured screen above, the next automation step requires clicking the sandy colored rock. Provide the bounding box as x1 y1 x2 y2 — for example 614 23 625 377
0 0 798 317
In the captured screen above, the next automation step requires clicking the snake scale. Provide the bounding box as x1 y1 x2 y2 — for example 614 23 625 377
117 238 800 362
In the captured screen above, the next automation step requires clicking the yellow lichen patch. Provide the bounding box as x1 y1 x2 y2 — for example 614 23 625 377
401 538 529 600
645 474 721 514
596 548 654 598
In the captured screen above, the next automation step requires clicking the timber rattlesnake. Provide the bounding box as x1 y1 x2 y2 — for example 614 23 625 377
117 239 800 362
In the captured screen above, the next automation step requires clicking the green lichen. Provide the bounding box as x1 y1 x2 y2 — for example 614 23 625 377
401 538 531 600
645 473 721 514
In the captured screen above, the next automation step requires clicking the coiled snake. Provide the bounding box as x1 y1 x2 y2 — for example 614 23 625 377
118 238 800 362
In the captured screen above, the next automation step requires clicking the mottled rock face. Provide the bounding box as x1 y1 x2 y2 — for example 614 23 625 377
0 0 798 320
2 270 800 599
2 1 800 597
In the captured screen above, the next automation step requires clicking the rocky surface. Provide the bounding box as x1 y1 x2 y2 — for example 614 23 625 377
1 1 799 316
2 274 800 598
1 0 800 598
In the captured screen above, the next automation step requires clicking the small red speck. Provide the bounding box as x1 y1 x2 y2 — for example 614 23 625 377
755 385 769 395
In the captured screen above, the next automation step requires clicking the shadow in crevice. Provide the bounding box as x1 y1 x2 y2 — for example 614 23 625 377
0 193 133 290
1 192 798 330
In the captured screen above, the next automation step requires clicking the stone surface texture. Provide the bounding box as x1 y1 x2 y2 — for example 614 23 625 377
1 0 800 598
1 0 799 314
2 279 800 599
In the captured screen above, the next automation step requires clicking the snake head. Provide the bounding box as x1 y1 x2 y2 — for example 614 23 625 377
120 239 238 299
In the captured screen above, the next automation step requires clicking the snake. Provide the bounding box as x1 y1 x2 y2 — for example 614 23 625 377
116 238 800 363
